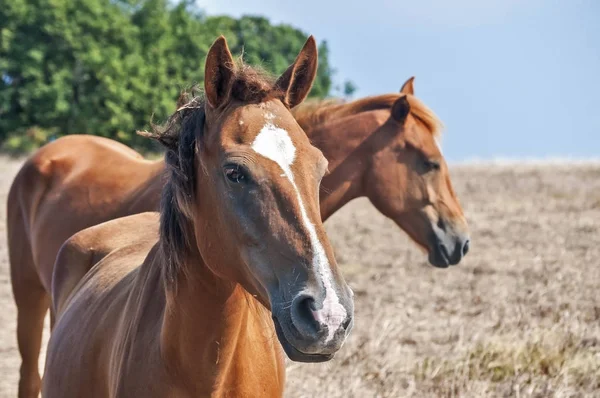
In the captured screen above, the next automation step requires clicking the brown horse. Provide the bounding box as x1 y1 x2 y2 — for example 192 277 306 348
42 35 354 397
295 78 469 266
8 73 468 398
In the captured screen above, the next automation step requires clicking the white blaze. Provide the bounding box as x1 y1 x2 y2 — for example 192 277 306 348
251 121 346 342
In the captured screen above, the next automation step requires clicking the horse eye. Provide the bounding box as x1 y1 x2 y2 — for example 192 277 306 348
224 165 247 183
423 159 441 172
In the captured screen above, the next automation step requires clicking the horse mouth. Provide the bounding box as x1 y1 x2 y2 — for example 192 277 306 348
272 316 334 363
429 241 451 268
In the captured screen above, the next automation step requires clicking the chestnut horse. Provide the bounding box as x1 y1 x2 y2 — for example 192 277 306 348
42 36 354 397
8 72 468 398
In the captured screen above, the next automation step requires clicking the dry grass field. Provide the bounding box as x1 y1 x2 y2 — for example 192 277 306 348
0 156 599 397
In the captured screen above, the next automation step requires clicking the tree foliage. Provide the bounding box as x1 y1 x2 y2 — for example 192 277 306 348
0 0 348 151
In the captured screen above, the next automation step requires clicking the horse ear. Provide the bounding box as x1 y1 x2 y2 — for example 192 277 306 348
204 36 235 109
391 95 411 123
400 76 415 95
275 36 318 108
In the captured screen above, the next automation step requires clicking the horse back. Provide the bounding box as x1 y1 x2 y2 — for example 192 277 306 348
9 135 163 292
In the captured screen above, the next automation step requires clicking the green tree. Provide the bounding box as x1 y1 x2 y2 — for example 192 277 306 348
0 0 141 140
0 0 351 152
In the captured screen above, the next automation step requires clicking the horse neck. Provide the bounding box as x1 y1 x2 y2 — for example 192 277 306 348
307 110 387 221
158 248 285 395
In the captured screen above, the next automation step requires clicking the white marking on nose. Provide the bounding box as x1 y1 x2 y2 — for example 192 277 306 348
251 120 346 342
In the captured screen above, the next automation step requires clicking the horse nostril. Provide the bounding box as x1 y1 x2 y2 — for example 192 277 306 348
292 295 320 332
299 296 316 316
462 239 470 256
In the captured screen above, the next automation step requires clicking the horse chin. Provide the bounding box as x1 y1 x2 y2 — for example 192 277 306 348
392 218 447 267
272 316 334 363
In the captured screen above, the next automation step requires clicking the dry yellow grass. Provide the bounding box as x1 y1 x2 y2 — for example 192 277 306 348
0 157 599 397
413 327 600 397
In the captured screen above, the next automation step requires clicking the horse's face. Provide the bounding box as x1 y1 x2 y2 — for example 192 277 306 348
195 36 353 362
365 79 470 268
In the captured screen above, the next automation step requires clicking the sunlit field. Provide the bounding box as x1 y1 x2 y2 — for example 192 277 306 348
1 157 599 397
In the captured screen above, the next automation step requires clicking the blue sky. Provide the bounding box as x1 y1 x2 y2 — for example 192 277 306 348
199 0 599 161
